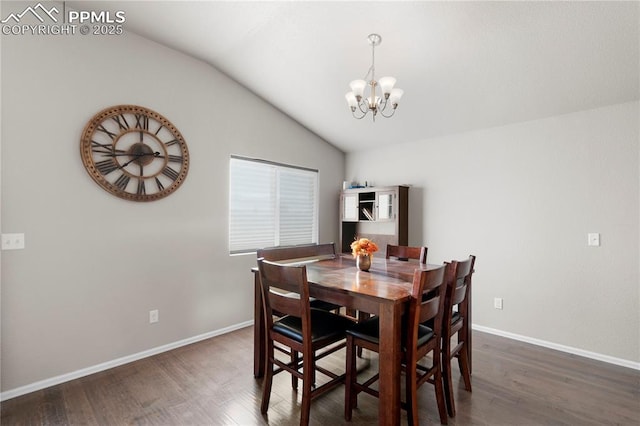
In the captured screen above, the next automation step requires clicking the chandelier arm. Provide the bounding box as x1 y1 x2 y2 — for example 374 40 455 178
351 109 367 120
378 97 397 118
379 107 397 118
356 99 370 114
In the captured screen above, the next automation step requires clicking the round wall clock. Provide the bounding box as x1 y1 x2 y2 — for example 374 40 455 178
80 104 189 202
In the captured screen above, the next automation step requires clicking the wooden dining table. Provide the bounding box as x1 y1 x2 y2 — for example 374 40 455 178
252 254 439 425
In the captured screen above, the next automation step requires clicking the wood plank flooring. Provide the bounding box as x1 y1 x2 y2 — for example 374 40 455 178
2 327 639 425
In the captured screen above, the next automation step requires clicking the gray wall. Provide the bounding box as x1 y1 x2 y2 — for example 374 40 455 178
346 102 639 364
1 28 344 392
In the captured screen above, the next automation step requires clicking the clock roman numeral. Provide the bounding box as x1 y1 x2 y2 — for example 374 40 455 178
168 155 182 163
112 114 130 130
165 139 179 147
162 166 180 181
154 124 164 135
91 140 113 155
137 179 146 195
134 114 149 130
114 174 130 191
91 141 125 156
155 177 165 191
96 125 118 140
95 159 118 175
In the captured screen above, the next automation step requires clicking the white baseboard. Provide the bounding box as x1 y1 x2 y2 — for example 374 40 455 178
473 324 640 371
0 320 254 402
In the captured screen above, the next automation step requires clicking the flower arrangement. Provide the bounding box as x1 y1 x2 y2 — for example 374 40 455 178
350 237 379 257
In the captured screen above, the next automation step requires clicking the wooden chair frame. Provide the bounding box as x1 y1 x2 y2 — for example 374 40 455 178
345 266 449 425
257 242 337 263
258 258 352 426
258 243 342 314
385 244 428 264
441 255 476 418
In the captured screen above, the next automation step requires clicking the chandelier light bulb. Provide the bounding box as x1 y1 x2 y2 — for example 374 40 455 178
378 76 396 97
389 88 404 107
367 95 381 109
345 92 358 110
349 80 367 100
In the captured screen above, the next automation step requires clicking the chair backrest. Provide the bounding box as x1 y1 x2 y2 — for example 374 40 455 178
405 265 447 346
386 244 428 264
257 243 336 263
444 255 476 321
257 258 311 332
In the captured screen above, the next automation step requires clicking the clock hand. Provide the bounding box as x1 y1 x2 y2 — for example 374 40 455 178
117 152 161 169
118 157 138 169
118 153 148 169
102 152 139 157
104 152 163 159
95 149 126 156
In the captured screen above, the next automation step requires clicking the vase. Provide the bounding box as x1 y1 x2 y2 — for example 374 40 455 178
356 254 371 271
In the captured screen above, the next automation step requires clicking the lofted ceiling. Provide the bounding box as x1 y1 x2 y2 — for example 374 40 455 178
69 1 639 153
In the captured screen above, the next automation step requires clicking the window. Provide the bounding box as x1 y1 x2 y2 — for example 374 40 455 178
229 156 318 254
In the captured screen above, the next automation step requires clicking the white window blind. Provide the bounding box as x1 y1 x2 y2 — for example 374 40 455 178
229 156 318 254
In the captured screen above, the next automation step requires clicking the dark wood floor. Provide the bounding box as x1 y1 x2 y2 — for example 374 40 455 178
2 327 639 425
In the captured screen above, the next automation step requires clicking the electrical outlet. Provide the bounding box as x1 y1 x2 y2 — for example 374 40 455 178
494 297 503 310
1 233 25 250
149 309 159 324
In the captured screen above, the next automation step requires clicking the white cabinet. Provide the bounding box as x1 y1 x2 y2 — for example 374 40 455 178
341 192 359 222
339 186 408 255
376 190 395 221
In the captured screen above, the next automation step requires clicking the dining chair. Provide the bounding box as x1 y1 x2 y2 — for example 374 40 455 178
257 258 355 426
257 243 342 313
441 255 476 418
386 244 428 264
344 265 449 425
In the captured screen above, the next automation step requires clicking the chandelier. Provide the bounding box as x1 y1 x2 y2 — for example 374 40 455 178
345 34 404 121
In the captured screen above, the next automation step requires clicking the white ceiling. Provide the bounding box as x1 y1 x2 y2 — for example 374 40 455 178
70 1 639 153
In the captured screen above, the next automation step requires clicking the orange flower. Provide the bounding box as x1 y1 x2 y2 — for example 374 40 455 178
350 237 379 257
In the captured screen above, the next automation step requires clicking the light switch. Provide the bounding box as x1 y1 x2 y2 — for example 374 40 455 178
587 233 600 247
2 233 25 250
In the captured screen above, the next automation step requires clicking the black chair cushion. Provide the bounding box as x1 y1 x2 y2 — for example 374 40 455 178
346 317 434 349
273 308 354 344
346 316 380 344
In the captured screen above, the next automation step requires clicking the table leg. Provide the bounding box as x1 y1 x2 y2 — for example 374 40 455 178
253 272 265 378
377 303 402 425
